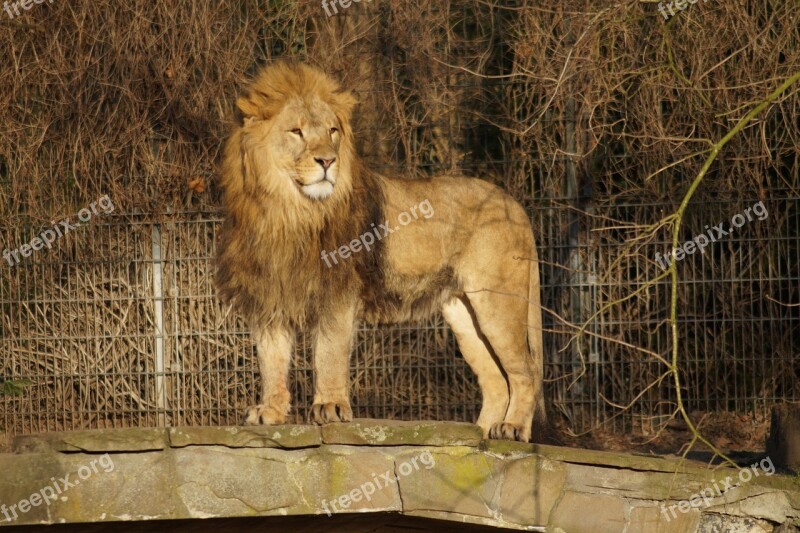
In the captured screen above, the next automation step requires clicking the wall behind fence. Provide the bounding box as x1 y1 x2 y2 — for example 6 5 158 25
1 0 799 436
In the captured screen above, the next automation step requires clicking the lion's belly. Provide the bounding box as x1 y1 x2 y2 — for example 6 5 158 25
359 266 461 324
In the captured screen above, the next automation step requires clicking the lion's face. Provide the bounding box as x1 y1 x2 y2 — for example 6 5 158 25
232 63 357 208
234 97 350 208
244 97 345 201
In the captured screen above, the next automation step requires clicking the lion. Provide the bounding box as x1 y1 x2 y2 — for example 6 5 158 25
216 62 545 442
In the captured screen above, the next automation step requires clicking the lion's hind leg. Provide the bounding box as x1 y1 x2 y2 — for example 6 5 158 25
442 296 509 438
465 288 536 443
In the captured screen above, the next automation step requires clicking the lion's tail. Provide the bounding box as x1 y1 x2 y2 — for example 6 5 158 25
528 236 551 441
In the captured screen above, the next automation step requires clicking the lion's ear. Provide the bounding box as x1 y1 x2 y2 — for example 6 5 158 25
331 90 358 121
330 91 358 139
236 97 261 121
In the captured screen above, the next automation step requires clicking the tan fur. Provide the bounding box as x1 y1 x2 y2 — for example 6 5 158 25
216 62 545 442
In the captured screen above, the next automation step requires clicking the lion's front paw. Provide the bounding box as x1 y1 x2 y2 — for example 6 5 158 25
489 422 530 442
243 404 288 426
310 402 353 424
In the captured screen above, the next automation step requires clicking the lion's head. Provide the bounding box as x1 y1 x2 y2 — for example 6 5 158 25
226 62 358 206
217 63 378 330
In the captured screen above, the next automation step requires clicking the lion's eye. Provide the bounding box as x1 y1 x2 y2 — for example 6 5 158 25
329 127 338 135
290 128 303 138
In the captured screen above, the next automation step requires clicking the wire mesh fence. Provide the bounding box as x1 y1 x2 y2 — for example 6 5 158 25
2 190 797 436
538 192 800 434
1 0 798 441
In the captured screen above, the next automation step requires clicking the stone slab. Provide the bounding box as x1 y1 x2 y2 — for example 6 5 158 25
168 425 321 449
12 428 168 453
627 505 700 533
550 491 628 533
397 447 503 520
321 419 482 446
0 450 182 525
498 454 566 526
486 440 708 474
1 422 799 531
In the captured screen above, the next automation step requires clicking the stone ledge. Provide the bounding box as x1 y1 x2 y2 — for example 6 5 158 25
320 419 483 446
12 427 168 453
486 440 708 475
12 420 483 453
2 421 800 532
168 425 321 449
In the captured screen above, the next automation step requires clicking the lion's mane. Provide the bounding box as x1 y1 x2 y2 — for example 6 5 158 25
215 63 384 331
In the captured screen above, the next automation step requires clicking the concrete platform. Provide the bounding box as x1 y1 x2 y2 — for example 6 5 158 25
1 420 799 532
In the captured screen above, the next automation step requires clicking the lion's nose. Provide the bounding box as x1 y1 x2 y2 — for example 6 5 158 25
314 157 336 170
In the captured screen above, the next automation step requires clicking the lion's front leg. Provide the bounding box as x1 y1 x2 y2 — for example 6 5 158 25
244 325 294 425
311 303 358 424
